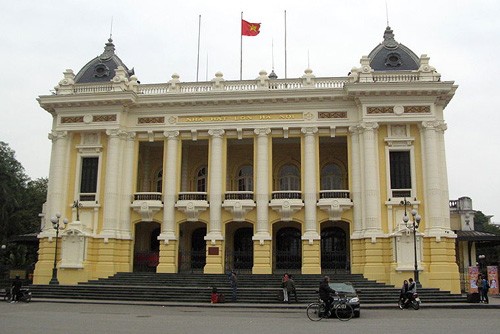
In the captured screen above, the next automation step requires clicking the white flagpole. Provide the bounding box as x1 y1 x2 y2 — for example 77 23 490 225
284 10 287 79
196 15 201 82
240 12 243 80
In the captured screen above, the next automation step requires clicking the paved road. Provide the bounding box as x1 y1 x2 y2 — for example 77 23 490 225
1 302 499 334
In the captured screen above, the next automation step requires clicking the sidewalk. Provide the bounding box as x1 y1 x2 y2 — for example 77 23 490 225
31 295 500 310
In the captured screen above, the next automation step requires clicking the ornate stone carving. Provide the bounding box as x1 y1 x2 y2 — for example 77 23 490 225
61 116 84 123
318 111 347 119
367 106 393 114
138 116 165 124
48 130 68 142
93 114 117 122
405 106 430 113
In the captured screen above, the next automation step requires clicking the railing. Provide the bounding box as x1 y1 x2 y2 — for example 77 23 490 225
133 251 159 272
321 251 349 271
372 73 420 82
225 250 253 271
133 192 162 201
73 83 113 94
178 192 208 201
224 191 254 200
391 189 412 198
178 250 206 273
79 193 96 202
319 190 351 199
271 191 302 200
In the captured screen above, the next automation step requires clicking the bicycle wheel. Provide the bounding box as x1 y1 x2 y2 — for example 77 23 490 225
4 292 12 302
306 302 325 321
334 301 353 321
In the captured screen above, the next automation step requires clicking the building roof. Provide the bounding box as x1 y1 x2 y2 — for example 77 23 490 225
455 230 500 243
368 26 420 71
74 38 134 84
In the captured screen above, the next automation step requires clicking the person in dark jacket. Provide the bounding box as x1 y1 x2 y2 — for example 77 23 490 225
11 275 22 303
319 276 336 315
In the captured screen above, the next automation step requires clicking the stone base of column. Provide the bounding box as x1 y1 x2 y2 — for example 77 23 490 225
423 237 461 294
301 240 321 274
361 238 391 282
204 240 224 274
252 240 272 274
157 241 178 273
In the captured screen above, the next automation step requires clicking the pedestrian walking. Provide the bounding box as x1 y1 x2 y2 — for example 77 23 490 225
281 273 289 302
287 274 298 302
229 271 237 302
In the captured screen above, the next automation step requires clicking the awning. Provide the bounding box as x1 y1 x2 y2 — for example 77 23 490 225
455 230 500 244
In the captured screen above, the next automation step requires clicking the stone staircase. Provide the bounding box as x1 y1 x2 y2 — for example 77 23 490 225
29 272 466 304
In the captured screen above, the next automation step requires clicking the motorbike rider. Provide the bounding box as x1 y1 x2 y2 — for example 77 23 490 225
11 275 22 303
404 277 417 306
319 276 336 316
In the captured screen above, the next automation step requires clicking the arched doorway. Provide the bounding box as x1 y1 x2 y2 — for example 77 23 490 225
275 226 302 272
178 223 207 273
321 226 348 271
133 221 160 272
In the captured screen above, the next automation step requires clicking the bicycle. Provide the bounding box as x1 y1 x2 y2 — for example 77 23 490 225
306 292 354 321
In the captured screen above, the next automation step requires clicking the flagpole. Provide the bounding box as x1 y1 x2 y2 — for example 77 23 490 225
284 10 287 79
196 14 201 82
240 12 243 80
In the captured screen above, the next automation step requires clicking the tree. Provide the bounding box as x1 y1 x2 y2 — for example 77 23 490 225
474 211 500 267
0 141 29 244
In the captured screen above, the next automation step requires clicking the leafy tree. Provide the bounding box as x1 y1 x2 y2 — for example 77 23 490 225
474 211 500 267
0 141 29 244
0 142 47 271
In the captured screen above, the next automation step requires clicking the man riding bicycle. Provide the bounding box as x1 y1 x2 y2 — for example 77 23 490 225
319 276 336 316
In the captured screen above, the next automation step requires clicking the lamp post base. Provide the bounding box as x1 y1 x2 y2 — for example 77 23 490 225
49 268 59 285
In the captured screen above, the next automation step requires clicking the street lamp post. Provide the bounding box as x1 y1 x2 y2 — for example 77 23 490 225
401 198 421 286
49 213 68 285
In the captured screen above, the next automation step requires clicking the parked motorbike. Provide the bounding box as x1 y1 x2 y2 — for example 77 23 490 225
398 292 420 310
3 287 32 303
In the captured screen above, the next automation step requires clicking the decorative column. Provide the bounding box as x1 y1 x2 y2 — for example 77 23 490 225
252 128 272 274
422 121 460 293
421 121 446 236
359 122 385 282
360 122 383 238
205 129 225 273
100 129 123 239
349 126 363 238
157 131 179 273
349 126 364 275
301 127 321 274
43 131 69 235
118 132 135 240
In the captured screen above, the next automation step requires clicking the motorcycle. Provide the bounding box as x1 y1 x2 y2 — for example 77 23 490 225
398 292 420 310
3 287 32 303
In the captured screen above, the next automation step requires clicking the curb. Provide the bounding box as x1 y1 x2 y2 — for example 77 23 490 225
30 298 500 310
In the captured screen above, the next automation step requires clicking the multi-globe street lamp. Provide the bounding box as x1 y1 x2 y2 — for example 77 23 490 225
49 213 68 285
401 199 421 286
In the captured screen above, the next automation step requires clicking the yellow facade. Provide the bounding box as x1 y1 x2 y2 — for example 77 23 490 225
34 27 462 293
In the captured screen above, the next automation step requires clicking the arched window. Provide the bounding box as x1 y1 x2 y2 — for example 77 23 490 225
155 170 163 193
196 166 207 192
279 164 300 191
237 165 253 191
321 163 343 190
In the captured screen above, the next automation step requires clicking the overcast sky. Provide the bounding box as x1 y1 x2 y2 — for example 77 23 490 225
1 0 499 223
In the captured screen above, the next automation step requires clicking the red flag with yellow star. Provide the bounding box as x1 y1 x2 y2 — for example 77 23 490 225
241 20 261 36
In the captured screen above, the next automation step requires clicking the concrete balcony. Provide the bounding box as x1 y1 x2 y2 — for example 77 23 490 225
269 191 304 221
175 192 209 222
317 190 353 221
131 192 163 222
222 191 256 221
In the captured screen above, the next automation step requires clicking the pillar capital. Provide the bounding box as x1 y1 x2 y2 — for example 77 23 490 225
208 129 225 138
300 127 318 135
254 128 271 136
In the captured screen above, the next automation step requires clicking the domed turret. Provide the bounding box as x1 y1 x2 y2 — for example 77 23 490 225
74 38 134 83
368 26 419 71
